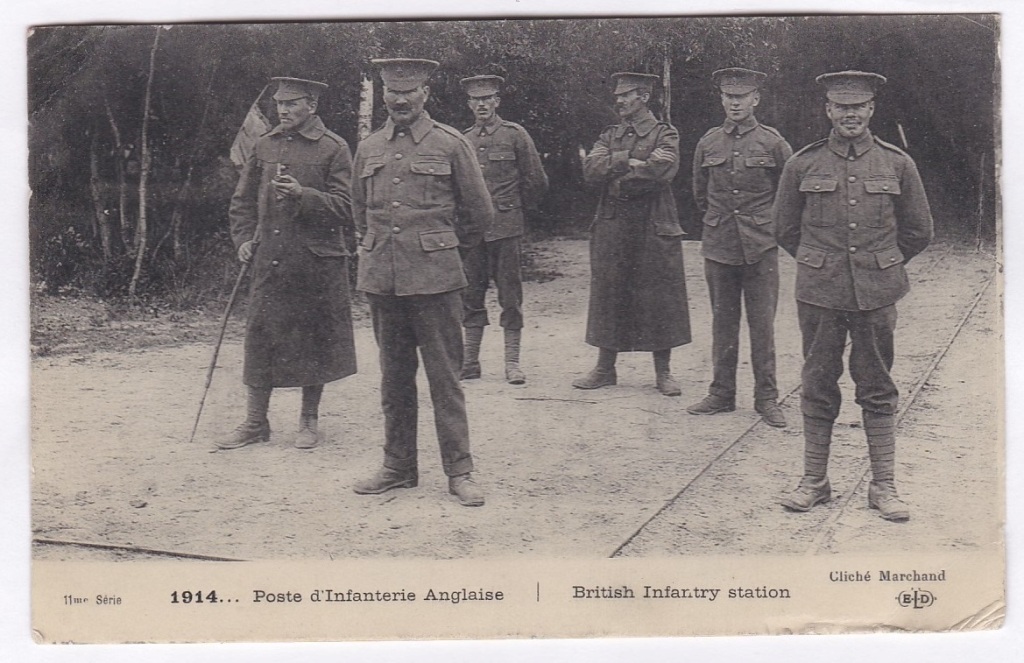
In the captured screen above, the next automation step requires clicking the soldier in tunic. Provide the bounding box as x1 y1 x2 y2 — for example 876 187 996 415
687 68 793 427
774 71 933 521
573 72 691 396
220 77 357 451
350 59 494 506
458 74 549 385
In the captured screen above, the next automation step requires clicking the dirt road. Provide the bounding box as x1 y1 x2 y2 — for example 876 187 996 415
31 239 1001 560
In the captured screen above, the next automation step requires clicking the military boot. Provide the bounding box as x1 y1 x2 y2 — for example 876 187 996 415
215 386 271 450
449 473 485 507
461 327 484 380
780 417 833 511
504 328 526 385
780 476 831 511
573 348 617 389
865 411 909 521
216 420 270 450
353 467 419 495
294 414 321 449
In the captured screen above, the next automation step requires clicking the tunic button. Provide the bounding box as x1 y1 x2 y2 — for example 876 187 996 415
814 185 821 190
849 246 857 253
848 156 855 161
397 131 405 137
286 136 292 141
392 177 401 184
428 167 435 173
439 241 446 247
848 176 857 183
479 147 486 151
849 199 858 205
732 189 740 195
849 222 857 229
395 153 403 160
733 151 740 156
271 260 280 266
883 185 890 191
273 229 281 235
392 201 401 208
392 226 401 233
889 257 897 262
734 209 740 214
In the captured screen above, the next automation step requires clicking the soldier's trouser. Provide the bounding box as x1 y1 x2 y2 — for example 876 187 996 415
797 302 898 422
704 249 779 401
367 291 474 477
462 236 524 330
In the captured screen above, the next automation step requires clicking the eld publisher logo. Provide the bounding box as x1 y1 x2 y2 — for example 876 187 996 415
896 588 936 609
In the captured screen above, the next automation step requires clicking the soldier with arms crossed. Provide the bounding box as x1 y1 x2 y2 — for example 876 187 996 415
573 72 691 396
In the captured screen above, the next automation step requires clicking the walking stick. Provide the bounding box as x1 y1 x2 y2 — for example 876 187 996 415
187 259 251 444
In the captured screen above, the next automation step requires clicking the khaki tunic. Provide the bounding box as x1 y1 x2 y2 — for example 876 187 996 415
774 130 934 311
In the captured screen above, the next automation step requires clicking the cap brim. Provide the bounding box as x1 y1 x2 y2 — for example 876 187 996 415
382 80 424 92
720 84 757 94
826 91 874 104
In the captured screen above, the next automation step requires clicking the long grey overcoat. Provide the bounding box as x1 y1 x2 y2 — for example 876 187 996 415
229 116 357 387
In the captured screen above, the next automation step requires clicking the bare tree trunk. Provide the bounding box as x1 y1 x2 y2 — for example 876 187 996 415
155 62 217 264
662 49 672 124
357 72 374 141
128 27 161 300
88 128 114 260
105 97 131 255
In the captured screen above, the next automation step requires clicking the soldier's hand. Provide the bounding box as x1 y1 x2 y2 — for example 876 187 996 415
271 174 303 199
238 240 255 263
628 158 645 167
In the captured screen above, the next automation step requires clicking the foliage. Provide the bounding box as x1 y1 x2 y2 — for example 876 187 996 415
27 17 997 304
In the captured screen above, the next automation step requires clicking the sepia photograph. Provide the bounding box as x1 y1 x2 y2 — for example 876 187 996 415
8 0 1019 655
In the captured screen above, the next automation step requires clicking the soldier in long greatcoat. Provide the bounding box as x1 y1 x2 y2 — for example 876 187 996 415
219 77 357 451
573 72 691 396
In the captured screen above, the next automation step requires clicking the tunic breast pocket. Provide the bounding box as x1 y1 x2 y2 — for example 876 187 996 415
360 161 385 207
487 150 517 181
863 177 901 227
738 154 777 193
799 176 838 227
410 158 453 207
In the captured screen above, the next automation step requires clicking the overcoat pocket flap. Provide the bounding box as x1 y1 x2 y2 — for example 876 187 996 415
795 245 827 268
799 177 838 192
306 240 347 257
701 156 727 167
874 246 905 269
488 151 516 161
745 155 777 168
360 162 385 178
419 229 459 252
411 161 452 176
702 211 721 227
864 179 901 194
496 195 521 211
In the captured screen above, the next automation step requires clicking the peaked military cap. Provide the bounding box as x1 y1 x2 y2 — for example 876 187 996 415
372 58 439 92
271 77 328 101
816 70 887 104
712 67 767 94
611 72 659 95
460 74 505 98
